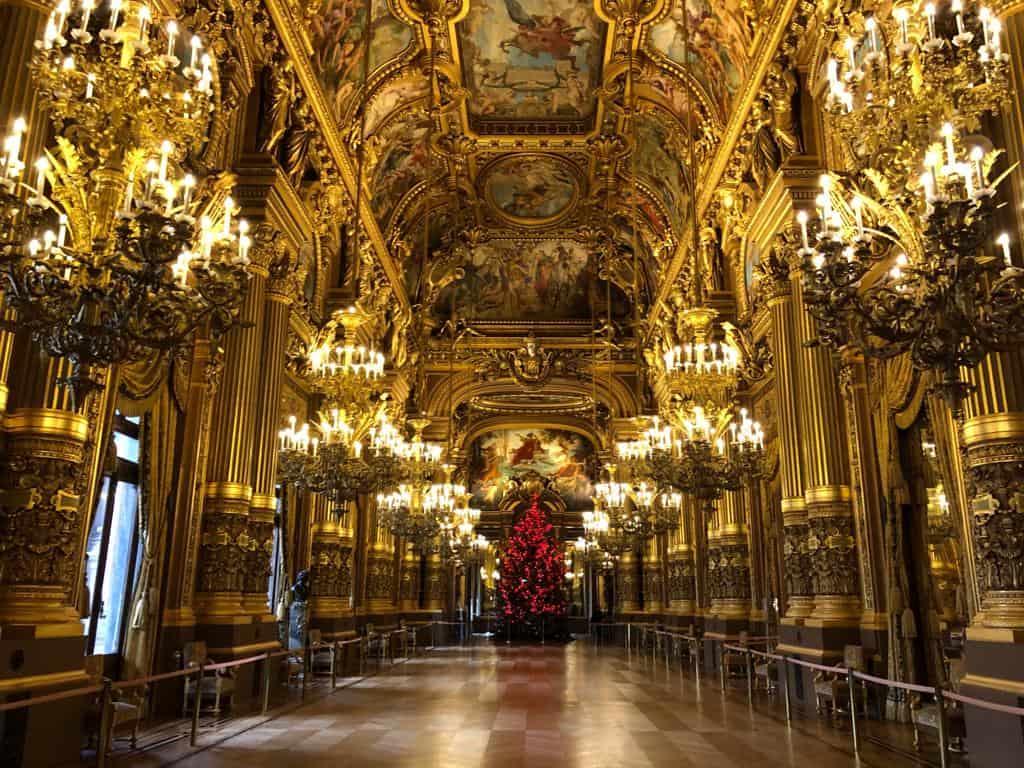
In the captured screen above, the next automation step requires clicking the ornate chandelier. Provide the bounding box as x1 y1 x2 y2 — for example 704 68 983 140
376 422 447 547
304 306 386 406
0 1 250 396
660 307 741 409
801 2 1023 407
277 403 404 516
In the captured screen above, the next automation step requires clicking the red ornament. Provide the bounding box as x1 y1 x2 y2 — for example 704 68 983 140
498 495 567 625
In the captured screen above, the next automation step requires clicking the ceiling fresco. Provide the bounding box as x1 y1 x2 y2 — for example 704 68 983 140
647 0 754 120
468 428 595 511
310 0 415 122
455 0 607 133
294 0 776 329
443 237 597 321
480 154 581 226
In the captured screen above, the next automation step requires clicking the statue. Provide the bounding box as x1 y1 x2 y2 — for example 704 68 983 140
259 58 296 155
287 569 311 650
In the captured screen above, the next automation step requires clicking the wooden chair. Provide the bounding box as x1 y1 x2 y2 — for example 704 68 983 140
181 641 235 717
911 659 967 753
309 629 336 678
722 631 750 680
813 645 866 719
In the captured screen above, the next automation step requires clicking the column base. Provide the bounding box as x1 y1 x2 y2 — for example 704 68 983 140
960 626 1024 768
710 598 751 621
783 595 814 623
806 595 861 626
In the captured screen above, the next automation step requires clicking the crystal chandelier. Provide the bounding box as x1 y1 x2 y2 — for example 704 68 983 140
0 1 250 396
802 2 1024 408
376 426 448 548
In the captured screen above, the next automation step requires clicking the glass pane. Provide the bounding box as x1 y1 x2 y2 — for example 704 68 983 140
82 477 111 639
113 431 139 464
94 482 139 655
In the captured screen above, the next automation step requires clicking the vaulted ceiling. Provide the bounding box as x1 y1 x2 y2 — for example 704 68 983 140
292 0 781 325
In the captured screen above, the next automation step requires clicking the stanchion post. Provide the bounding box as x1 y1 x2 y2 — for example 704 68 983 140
626 623 631 652
847 668 860 755
746 650 754 706
331 643 338 688
190 664 203 747
261 655 272 715
719 649 726 692
781 657 792 724
97 678 113 768
935 685 949 768
301 648 308 699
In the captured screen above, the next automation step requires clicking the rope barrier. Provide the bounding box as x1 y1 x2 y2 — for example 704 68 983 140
0 683 104 712
852 670 934 695
943 690 1024 717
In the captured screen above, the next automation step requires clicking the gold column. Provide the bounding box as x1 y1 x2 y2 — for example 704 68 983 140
642 534 663 613
399 545 421 612
667 496 695 616
161 339 221 632
309 495 354 634
0 0 48 416
745 484 767 627
365 501 397 614
791 249 860 626
195 227 274 623
838 352 888 632
711 488 752 622
244 253 295 618
617 550 641 613
765 247 814 621
423 552 445 611
0 410 90 635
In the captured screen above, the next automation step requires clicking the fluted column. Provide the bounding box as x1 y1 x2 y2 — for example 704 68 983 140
711 488 752 623
617 551 641 613
309 495 354 636
667 496 695 617
0 0 48 416
364 501 397 614
837 351 888 634
243 252 295 618
424 552 445 611
642 535 663 613
399 545 421 611
792 257 860 627
195 226 274 624
765 254 814 621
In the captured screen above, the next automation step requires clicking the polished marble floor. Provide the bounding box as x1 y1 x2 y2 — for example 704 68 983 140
124 643 917 768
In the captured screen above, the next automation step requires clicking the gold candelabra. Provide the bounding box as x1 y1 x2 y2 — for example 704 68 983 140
803 2 1024 407
0 0 250 396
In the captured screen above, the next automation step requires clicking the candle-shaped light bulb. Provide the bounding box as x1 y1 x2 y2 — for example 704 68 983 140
998 232 1012 267
991 18 1003 54
970 145 985 190
56 213 68 248
894 7 909 45
157 140 172 182
952 0 965 35
55 0 70 32
851 195 864 237
180 173 195 209
34 156 48 196
189 35 202 69
222 195 233 236
165 20 178 57
78 0 94 37
107 0 121 32
845 36 856 70
137 5 150 41
980 7 992 47
865 16 878 52
925 3 937 41
941 123 956 168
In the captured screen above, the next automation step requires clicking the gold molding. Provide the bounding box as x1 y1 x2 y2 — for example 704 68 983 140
962 412 1024 446
3 408 89 441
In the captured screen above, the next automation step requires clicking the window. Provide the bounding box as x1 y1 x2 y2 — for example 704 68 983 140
83 413 143 660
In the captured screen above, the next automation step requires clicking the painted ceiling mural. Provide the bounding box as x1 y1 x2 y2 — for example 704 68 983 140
455 0 607 131
310 0 415 122
443 238 596 321
633 112 689 231
481 155 580 226
648 0 754 120
469 428 595 510
366 110 433 230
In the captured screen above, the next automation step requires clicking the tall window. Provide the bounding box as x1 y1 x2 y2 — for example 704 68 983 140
83 413 142 658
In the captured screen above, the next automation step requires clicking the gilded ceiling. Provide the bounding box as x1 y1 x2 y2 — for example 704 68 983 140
291 0 778 329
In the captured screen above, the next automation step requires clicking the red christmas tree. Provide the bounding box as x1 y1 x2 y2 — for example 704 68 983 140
498 496 567 625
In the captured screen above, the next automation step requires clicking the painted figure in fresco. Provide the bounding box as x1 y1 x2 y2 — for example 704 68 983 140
500 0 586 65
510 432 544 465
